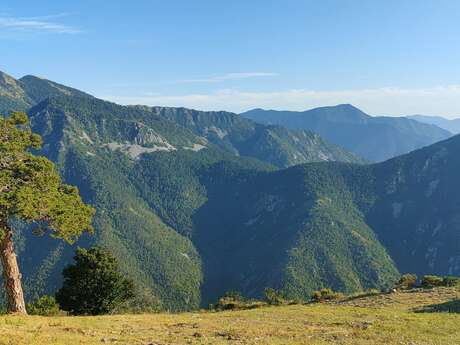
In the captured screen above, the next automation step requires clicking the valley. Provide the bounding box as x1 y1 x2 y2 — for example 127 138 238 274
1 3 460 344
2 70 460 311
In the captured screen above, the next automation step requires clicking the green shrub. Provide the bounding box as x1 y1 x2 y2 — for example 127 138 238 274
210 291 246 311
26 295 60 316
421 275 444 288
210 291 267 311
264 288 286 305
395 274 418 290
311 288 342 302
443 276 460 287
56 246 135 315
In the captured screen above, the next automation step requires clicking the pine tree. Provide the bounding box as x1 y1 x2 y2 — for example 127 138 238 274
56 246 135 315
0 112 94 314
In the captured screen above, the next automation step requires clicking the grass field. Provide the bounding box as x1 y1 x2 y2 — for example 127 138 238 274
1 287 460 345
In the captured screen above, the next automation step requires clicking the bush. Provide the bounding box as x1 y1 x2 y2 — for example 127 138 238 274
210 291 267 311
56 246 135 315
311 288 342 302
26 295 60 316
395 274 418 290
443 276 460 287
421 275 444 288
210 291 247 311
264 288 286 305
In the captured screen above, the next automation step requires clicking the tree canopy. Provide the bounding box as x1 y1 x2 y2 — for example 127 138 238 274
0 112 94 242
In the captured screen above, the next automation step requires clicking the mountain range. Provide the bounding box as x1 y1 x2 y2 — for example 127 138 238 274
242 105 452 162
1 70 460 311
408 115 460 134
0 71 361 169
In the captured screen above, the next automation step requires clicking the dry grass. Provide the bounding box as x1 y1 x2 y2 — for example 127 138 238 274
1 288 460 345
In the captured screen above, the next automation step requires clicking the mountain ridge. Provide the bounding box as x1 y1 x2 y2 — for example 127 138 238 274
0 70 365 168
0 71 93 114
242 105 452 162
408 114 460 134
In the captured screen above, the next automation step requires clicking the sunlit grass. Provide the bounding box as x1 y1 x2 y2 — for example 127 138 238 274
1 287 460 344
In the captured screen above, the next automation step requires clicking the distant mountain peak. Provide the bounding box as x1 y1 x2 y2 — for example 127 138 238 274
19 74 45 80
242 106 451 162
332 103 366 112
330 103 358 109
305 104 370 119
408 114 460 134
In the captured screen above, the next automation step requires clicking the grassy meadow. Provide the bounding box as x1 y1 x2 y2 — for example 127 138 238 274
1 287 460 345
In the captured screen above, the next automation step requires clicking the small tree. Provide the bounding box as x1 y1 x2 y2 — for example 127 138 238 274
395 274 418 290
26 295 60 316
210 290 246 311
56 246 135 315
264 288 286 305
0 112 94 314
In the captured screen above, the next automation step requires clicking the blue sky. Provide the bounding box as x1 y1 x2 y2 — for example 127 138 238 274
2 0 460 117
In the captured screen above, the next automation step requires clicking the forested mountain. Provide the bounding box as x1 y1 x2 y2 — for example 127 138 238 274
0 71 362 168
9 96 398 309
1 71 460 312
140 105 364 167
0 78 362 310
368 135 460 276
0 71 92 114
408 115 460 134
242 105 452 162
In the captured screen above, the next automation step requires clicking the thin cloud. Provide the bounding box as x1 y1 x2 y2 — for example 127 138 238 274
102 85 460 118
0 14 81 34
174 72 279 84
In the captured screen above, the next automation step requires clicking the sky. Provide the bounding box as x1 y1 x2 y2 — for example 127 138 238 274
2 0 460 117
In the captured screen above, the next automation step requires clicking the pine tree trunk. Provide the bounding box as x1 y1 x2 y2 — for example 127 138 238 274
0 221 27 315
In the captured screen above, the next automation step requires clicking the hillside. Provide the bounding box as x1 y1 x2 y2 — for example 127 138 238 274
409 114 460 134
368 134 460 276
2 287 460 344
0 71 92 114
0 71 31 112
123 131 460 305
147 106 364 167
11 95 391 309
242 104 452 162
